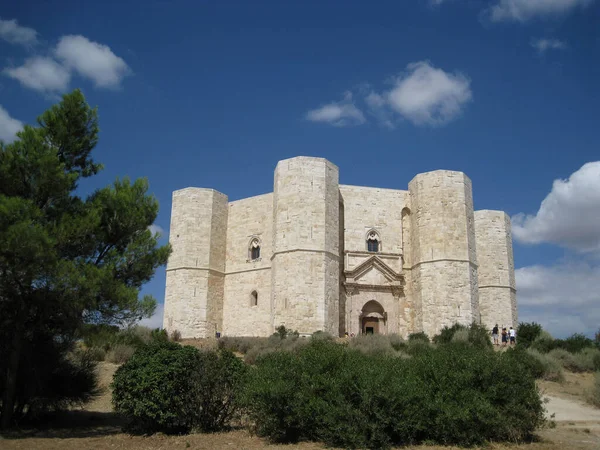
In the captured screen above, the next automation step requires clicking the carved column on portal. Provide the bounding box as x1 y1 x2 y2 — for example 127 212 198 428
344 284 359 336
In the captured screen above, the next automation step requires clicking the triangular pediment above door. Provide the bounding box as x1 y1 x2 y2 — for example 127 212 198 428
344 255 403 285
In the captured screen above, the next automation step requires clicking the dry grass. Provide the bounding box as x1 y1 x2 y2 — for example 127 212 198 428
2 426 600 450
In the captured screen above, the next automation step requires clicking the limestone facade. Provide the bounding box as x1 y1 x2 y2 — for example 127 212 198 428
163 156 517 338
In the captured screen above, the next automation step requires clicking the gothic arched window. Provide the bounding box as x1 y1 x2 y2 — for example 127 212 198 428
366 230 380 253
249 238 261 261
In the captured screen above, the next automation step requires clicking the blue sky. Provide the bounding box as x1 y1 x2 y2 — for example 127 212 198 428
1 0 599 337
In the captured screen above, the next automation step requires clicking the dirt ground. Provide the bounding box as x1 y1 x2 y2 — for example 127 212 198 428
1 362 599 449
538 371 596 404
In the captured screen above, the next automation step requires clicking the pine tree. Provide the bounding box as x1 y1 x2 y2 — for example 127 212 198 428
0 90 171 428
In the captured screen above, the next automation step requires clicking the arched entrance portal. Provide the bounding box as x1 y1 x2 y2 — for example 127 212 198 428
360 300 386 334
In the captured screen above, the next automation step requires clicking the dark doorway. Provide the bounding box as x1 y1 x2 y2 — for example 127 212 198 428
362 317 379 334
360 300 385 334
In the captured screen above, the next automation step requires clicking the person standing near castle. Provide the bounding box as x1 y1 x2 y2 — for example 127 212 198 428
501 327 508 346
492 324 499 346
509 327 516 346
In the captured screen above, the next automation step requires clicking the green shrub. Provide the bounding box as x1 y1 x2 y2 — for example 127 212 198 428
79 324 157 353
80 323 121 350
169 329 182 342
503 347 545 380
560 333 594 353
310 330 334 341
388 334 406 351
433 323 492 350
408 331 430 343
504 347 566 382
522 349 564 382
243 335 307 365
243 340 544 448
348 334 397 356
586 372 600 408
244 345 276 365
106 344 136 364
538 330 554 341
530 333 558 353
451 328 470 343
583 347 600 371
273 325 299 340
569 348 600 372
468 323 494 350
548 349 580 372
405 339 432 357
528 332 595 355
85 346 107 362
545 348 599 373
149 328 169 343
516 322 543 349
433 323 466 345
112 341 247 434
189 349 248 431
218 334 309 365
218 336 267 354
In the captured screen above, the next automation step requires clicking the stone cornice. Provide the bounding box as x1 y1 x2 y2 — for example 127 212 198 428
226 266 271 276
166 266 271 276
411 258 478 269
343 282 404 298
345 250 402 258
166 266 225 276
270 249 339 260
479 284 517 292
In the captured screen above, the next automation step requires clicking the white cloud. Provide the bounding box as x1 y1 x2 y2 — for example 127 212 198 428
3 56 70 93
139 301 164 329
531 38 568 53
489 0 594 22
365 91 395 129
148 224 164 236
305 92 366 127
516 262 600 337
306 62 472 129
385 61 472 126
0 17 37 46
55 35 131 88
0 105 23 143
512 162 600 254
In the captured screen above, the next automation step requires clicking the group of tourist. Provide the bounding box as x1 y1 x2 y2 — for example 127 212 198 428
491 324 516 346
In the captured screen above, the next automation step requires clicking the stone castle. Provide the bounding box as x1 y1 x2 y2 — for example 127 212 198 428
163 156 517 338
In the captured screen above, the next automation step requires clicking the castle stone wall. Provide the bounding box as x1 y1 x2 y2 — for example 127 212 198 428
222 193 273 336
475 210 517 330
225 193 273 273
271 157 339 334
409 171 480 336
163 157 516 339
339 185 408 263
223 269 272 336
163 188 228 338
